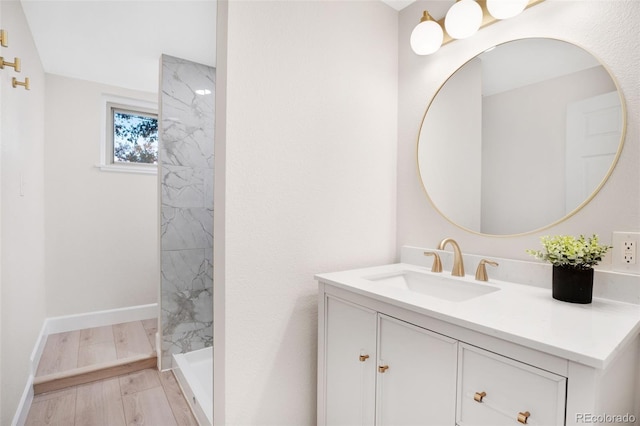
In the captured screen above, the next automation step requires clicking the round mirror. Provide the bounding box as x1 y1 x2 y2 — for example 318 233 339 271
418 38 626 236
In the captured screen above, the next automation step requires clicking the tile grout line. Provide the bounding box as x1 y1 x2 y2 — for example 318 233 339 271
116 367 128 425
72 328 83 426
113 322 129 424
160 371 183 425
73 384 78 426
160 372 181 426
75 328 82 371
114 322 122 360
111 323 118 361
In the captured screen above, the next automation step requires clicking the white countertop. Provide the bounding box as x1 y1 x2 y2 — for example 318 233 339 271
315 262 640 370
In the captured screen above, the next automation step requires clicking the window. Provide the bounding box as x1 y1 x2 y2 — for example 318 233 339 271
113 108 158 164
100 95 158 174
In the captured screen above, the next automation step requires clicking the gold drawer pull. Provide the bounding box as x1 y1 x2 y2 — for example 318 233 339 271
378 365 389 373
359 354 370 362
517 411 531 424
473 391 486 402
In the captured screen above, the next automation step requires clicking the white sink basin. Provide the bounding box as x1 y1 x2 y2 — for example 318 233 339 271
364 270 499 302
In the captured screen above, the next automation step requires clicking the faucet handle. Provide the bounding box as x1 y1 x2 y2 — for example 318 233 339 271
475 259 498 281
424 251 442 273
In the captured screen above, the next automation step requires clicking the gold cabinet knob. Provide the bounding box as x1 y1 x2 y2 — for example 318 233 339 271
359 354 370 362
473 391 486 402
517 411 531 424
378 365 389 373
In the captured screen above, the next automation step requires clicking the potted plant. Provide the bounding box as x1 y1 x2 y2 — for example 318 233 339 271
526 234 612 304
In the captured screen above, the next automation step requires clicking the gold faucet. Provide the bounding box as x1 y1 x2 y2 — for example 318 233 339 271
437 238 464 277
423 251 442 273
475 259 498 281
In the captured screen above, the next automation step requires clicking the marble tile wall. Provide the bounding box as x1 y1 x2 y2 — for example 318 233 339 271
159 55 215 368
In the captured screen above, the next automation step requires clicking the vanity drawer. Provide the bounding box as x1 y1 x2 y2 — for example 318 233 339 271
457 343 566 426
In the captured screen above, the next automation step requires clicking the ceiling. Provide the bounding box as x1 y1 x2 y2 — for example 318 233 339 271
26 0 584 96
20 0 217 93
20 0 421 94
380 0 415 11
19 0 424 93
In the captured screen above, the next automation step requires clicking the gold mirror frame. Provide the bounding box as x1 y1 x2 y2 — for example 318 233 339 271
417 37 627 237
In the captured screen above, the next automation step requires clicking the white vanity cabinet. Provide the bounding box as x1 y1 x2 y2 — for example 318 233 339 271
323 295 457 425
317 274 640 426
324 296 377 425
376 313 457 425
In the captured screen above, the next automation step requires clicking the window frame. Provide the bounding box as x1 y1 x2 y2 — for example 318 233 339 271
99 94 159 174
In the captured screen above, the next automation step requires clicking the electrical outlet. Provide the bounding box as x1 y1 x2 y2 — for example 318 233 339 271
612 232 640 274
623 241 636 264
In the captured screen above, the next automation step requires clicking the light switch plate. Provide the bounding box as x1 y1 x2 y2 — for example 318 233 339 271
612 232 640 274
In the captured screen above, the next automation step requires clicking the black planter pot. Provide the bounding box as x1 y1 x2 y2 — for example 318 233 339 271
552 265 594 304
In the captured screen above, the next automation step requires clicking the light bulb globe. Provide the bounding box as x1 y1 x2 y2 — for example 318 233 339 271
410 20 444 55
445 0 483 40
487 0 528 19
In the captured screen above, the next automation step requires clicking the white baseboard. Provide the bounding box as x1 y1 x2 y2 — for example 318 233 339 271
12 375 34 426
29 323 49 382
13 303 158 425
45 303 158 335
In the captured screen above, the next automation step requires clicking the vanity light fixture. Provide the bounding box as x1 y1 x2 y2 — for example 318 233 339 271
486 0 529 20
195 88 212 95
410 0 545 56
410 11 444 56
445 0 483 40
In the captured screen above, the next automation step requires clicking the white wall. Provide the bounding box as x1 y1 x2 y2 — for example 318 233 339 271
398 1 640 269
0 2 47 423
0 6 159 420
44 75 158 316
420 58 482 231
481 65 616 234
218 1 398 423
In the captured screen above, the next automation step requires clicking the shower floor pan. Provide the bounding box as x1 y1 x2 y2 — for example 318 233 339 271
173 347 213 426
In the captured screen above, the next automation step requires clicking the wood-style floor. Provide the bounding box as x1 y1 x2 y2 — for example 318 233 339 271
26 320 198 425
36 319 158 377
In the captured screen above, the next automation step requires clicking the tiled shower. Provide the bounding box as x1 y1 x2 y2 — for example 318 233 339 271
159 54 215 370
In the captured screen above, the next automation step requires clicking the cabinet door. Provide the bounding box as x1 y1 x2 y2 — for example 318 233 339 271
376 315 458 426
324 296 377 425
